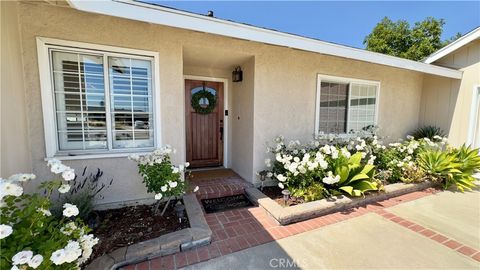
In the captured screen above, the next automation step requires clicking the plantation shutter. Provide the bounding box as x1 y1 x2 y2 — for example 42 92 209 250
52 51 107 150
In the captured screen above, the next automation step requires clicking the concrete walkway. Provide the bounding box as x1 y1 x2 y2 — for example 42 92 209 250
183 190 480 270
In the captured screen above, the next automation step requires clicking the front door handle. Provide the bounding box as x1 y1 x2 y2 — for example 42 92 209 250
220 127 223 141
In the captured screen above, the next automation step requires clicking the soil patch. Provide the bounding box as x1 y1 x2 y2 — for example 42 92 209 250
261 186 305 207
91 200 189 260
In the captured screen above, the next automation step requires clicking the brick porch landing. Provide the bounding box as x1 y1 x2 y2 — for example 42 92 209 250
188 169 253 200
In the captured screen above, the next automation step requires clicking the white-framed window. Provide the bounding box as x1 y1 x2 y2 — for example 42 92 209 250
315 74 380 135
37 37 161 158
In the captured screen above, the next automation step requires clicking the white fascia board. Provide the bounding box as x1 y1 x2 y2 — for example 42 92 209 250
68 0 462 79
424 27 480 64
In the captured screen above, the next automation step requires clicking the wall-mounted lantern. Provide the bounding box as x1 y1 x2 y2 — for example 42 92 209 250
232 66 243 82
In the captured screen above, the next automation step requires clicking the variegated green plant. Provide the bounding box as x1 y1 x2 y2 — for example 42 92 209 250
332 152 379 197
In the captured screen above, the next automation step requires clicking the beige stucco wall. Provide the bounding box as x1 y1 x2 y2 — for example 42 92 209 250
1 1 32 176
9 1 433 205
231 58 255 181
420 40 480 146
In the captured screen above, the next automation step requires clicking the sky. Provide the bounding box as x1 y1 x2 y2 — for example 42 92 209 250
148 1 480 49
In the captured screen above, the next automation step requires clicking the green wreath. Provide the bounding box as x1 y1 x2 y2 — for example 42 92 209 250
191 90 217 114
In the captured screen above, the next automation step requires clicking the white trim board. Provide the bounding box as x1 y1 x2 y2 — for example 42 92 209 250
66 0 462 79
467 85 480 147
36 37 162 158
424 27 480 64
183 75 230 168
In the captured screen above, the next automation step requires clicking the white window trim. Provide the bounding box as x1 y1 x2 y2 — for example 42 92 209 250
314 74 381 136
36 37 162 159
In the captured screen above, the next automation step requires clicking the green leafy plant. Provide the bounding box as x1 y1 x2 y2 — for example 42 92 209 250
0 160 98 269
418 150 476 191
291 183 325 202
53 167 113 224
453 145 480 176
330 153 379 197
129 145 195 215
411 125 445 140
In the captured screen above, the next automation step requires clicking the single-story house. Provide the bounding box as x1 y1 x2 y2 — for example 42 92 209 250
1 0 478 207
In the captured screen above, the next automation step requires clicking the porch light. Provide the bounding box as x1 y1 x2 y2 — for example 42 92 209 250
174 202 186 223
232 66 243 82
281 189 291 206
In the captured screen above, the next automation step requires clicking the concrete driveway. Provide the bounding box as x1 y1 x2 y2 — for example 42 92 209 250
183 190 480 270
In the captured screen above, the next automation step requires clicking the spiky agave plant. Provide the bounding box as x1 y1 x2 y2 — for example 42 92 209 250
418 149 477 192
411 126 445 140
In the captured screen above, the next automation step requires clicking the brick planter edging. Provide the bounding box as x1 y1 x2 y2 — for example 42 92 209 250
85 194 211 270
246 181 435 225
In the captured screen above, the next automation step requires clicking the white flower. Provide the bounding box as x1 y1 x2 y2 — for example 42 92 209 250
64 241 82 263
61 169 75 181
47 158 61 166
276 174 287 182
169 181 178 188
60 222 77 235
0 224 13 239
367 155 376 165
267 172 273 178
172 167 179 174
161 185 168 192
11 266 19 270
265 158 272 167
50 249 66 265
322 171 341 185
12 250 33 265
8 173 36 182
278 182 284 189
193 186 199 192
0 180 23 199
62 203 79 217
58 184 71 194
50 163 66 174
154 193 163 200
28 254 43 269
128 154 140 161
37 208 52 216
341 148 351 158
79 234 98 263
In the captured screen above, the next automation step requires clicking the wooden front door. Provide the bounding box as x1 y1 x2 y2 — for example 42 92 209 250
185 80 224 168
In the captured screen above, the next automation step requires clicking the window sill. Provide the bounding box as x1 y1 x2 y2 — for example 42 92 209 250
44 151 151 161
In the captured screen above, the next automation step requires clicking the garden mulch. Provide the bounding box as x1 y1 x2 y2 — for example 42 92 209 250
91 200 189 260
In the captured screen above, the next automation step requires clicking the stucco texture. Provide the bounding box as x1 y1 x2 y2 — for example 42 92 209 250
5 1 450 206
420 40 480 147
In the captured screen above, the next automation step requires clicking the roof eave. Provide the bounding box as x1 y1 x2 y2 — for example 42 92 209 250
68 0 462 79
424 27 480 64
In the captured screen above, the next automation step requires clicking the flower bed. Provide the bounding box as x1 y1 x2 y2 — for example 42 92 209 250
255 127 480 223
261 130 479 201
91 199 189 261
247 181 435 225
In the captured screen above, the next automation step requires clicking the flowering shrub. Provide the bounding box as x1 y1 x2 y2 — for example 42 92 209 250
261 129 480 202
373 135 446 183
129 145 197 214
0 160 98 269
265 135 380 200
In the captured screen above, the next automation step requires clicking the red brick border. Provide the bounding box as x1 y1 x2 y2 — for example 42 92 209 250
121 187 465 270
376 210 480 263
